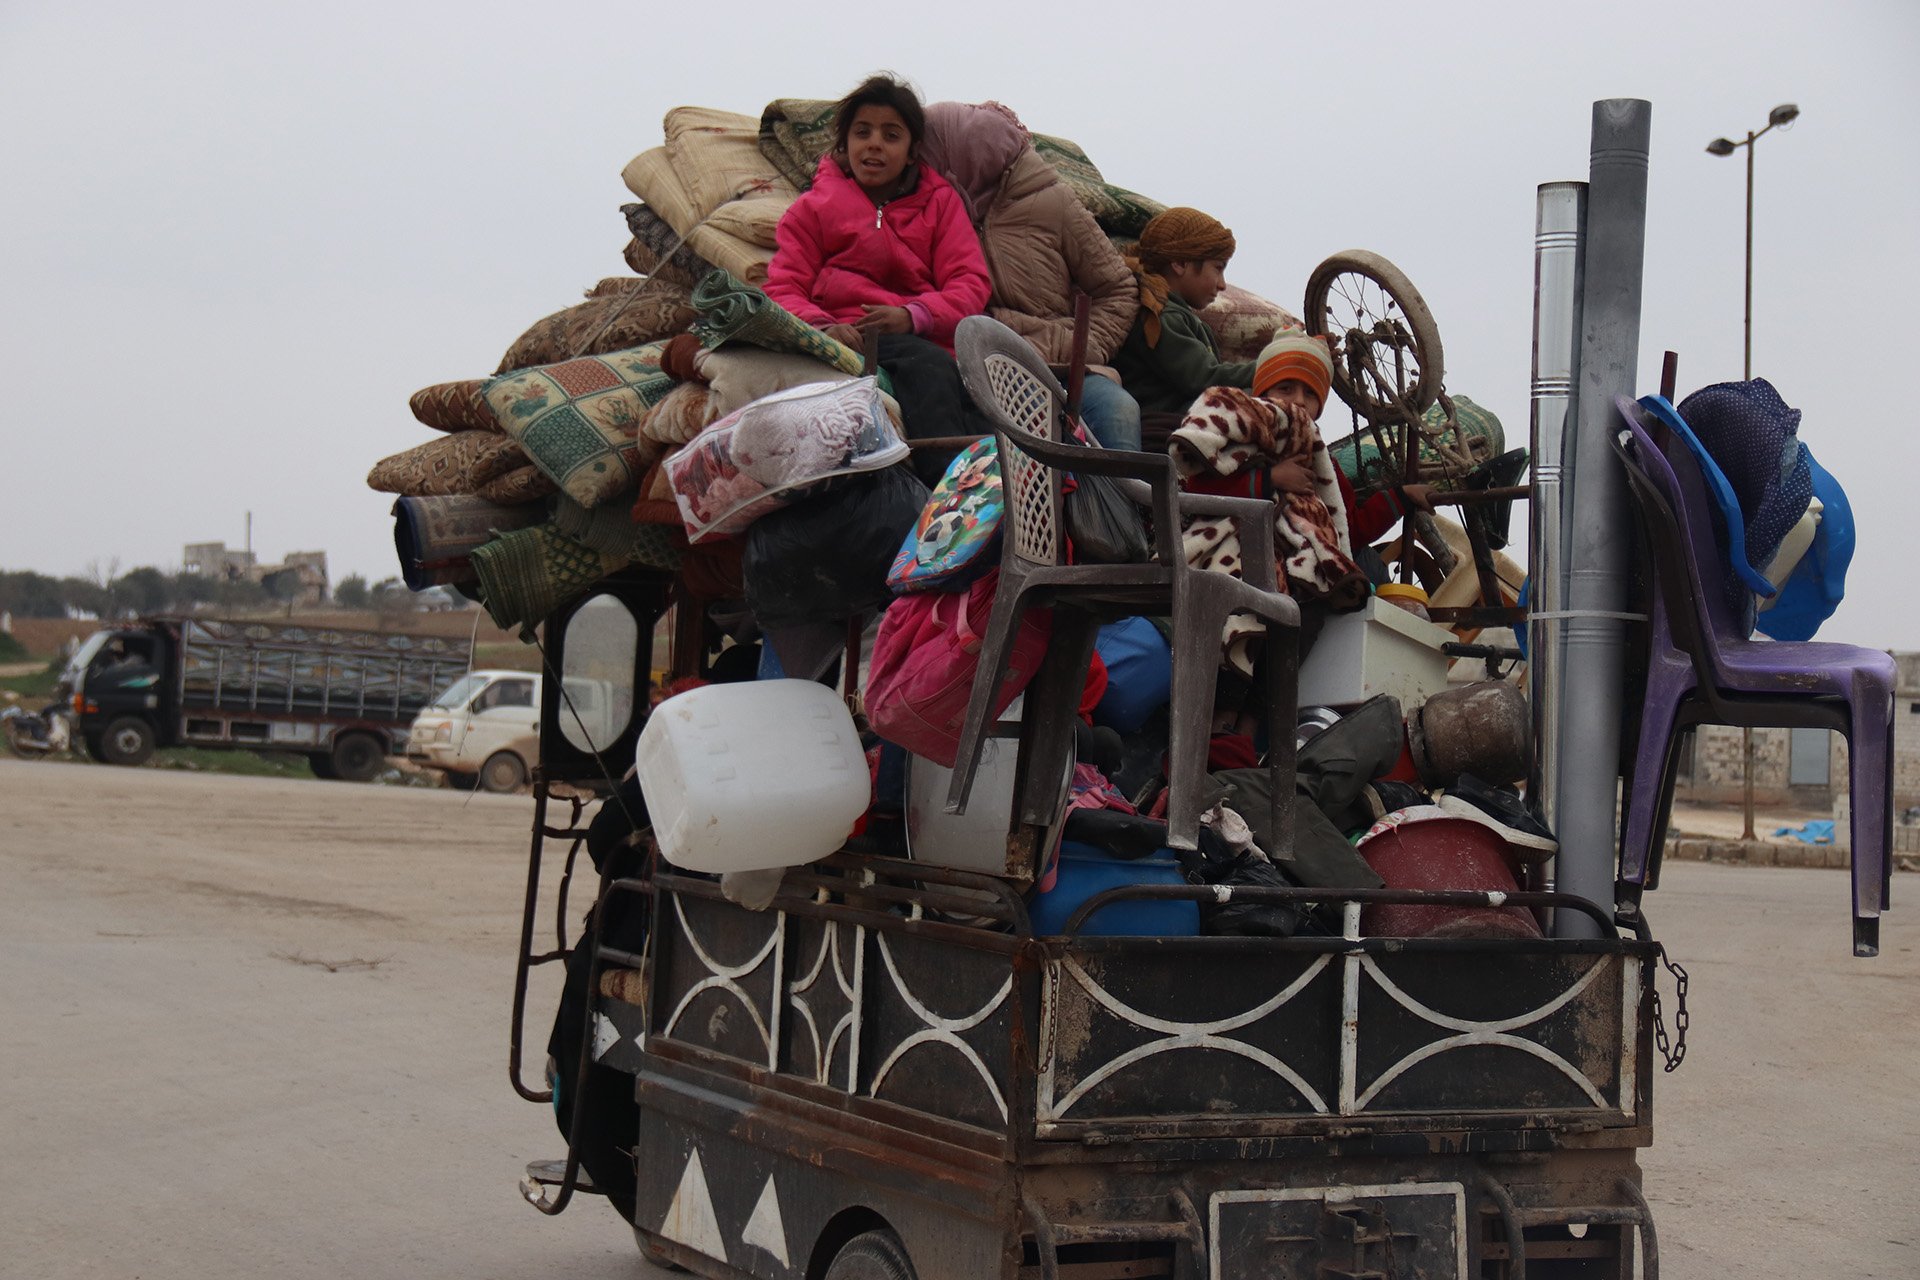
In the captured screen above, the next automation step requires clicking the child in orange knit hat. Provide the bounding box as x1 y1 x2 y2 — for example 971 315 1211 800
1252 330 1432 546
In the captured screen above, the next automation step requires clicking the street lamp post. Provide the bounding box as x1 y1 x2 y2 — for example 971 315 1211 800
1707 102 1799 842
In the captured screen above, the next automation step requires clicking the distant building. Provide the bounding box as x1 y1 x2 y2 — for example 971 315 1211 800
182 542 257 581
182 542 329 606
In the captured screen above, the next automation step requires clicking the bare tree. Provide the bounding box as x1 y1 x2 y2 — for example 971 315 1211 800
84 557 123 619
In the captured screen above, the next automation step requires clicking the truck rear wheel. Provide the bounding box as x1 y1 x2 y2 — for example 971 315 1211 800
826 1229 918 1280
329 732 385 783
479 750 527 794
98 716 156 767
308 751 338 780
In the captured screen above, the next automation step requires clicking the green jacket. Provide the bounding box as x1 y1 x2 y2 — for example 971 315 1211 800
1110 294 1256 414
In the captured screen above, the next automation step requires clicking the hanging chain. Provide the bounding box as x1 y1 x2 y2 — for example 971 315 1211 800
1649 943 1691 1072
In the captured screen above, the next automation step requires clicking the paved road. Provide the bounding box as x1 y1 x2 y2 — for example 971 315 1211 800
3 758 1915 1278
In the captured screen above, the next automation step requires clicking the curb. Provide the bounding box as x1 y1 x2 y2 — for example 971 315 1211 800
1664 834 1920 873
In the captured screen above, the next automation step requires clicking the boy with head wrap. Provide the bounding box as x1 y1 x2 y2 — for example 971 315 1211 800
1109 207 1256 414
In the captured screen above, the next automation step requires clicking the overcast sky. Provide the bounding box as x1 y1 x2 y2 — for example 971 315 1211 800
3 1 1916 647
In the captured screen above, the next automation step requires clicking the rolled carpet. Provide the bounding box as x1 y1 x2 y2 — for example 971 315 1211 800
392 495 547 590
470 524 631 637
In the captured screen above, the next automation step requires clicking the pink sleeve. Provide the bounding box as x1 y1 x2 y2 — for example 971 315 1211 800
902 188 992 347
763 198 836 327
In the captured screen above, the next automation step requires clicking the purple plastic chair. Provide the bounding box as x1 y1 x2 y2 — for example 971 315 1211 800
1611 396 1894 956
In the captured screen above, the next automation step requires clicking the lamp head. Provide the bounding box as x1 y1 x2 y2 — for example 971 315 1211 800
1706 138 1737 157
1769 103 1800 127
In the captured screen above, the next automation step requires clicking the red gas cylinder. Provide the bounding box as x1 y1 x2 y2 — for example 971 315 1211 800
1356 806 1541 940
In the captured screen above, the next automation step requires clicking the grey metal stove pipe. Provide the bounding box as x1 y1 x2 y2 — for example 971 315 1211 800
1553 100 1651 937
1527 181 1587 844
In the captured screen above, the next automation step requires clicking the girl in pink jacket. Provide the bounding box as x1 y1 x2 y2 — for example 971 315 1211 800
764 76 992 353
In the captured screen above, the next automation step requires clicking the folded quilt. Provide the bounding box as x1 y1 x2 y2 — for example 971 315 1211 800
621 146 775 285
1198 285 1306 363
367 431 528 497
475 464 560 506
496 278 696 375
409 379 498 434
640 381 716 448
691 270 864 376
662 106 798 251
483 343 673 508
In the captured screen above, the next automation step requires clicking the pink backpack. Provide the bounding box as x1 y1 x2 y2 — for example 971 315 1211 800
865 569 1052 768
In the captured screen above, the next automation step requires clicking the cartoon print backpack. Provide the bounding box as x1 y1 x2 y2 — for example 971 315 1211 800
885 437 1004 593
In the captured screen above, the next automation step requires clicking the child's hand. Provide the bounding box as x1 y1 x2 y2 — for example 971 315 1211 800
1268 460 1316 495
857 305 913 335
1399 483 1435 513
824 323 863 349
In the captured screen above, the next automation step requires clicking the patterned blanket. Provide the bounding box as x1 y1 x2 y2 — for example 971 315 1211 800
757 98 1164 237
409 380 498 434
496 278 696 375
483 342 674 508
1174 387 1370 670
367 430 528 498
690 271 865 376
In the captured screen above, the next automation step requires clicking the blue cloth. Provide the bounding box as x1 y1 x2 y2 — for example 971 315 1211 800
1078 371 1143 452
1637 394 1776 600
1756 447 1853 642
1771 819 1835 845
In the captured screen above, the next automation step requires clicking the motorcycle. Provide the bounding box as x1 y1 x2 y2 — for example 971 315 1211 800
1 701 74 758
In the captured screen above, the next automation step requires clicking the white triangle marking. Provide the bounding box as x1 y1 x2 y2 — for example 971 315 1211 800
741 1175 790 1267
660 1148 728 1263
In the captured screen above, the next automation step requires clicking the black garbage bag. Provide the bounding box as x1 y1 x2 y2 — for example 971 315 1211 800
1175 824 1312 937
743 463 930 627
1065 471 1151 563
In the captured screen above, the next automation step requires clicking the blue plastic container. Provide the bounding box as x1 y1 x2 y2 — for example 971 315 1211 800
1028 841 1200 937
1092 616 1172 733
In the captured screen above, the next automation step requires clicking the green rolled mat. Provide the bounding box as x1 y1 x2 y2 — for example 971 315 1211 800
470 525 630 638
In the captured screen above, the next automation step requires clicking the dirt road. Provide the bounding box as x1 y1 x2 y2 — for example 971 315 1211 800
4 758 1915 1278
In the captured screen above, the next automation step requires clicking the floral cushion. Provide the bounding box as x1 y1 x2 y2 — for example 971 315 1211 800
483 343 673 508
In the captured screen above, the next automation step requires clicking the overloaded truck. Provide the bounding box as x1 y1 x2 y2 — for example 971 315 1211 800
357 93 1887 1279
66 615 473 780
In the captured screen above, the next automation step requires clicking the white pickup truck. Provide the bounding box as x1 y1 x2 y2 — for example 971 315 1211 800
406 669 622 792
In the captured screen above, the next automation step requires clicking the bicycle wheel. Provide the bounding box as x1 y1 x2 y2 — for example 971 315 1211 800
1303 250 1445 419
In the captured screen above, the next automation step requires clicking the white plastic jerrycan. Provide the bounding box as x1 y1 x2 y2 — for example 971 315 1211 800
636 679 869 873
